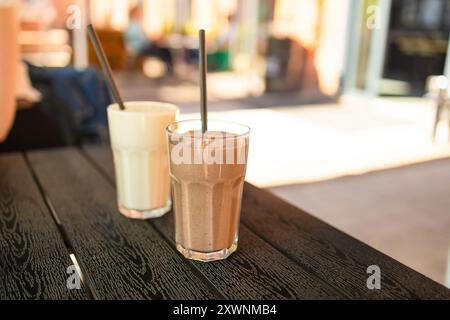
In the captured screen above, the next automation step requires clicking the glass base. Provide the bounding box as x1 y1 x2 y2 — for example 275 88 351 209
119 200 171 220
176 239 238 262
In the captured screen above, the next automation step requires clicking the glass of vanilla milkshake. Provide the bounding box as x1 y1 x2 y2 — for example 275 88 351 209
167 120 250 262
108 101 179 219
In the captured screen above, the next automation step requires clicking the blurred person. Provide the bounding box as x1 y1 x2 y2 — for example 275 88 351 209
125 4 174 74
216 14 237 50
0 1 20 143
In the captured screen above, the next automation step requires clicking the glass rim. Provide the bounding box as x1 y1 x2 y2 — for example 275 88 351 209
166 119 251 140
108 101 179 116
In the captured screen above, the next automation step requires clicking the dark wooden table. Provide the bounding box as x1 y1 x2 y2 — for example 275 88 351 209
1 146 449 300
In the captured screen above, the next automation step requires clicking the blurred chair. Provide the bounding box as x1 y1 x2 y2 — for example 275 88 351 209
265 37 306 93
17 3 72 68
88 29 127 70
427 76 450 140
19 29 71 67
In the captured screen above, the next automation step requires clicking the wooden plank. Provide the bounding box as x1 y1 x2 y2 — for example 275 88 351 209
83 145 345 299
241 184 450 299
86 145 450 299
154 214 342 299
0 154 88 300
27 148 218 300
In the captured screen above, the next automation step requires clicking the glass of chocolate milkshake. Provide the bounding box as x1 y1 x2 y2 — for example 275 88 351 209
167 120 250 262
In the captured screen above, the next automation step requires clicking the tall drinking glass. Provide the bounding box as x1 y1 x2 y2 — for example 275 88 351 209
167 120 250 262
108 101 179 219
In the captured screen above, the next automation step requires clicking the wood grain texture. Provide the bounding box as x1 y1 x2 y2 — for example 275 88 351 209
83 145 450 299
83 145 344 299
27 148 217 300
0 154 88 300
241 184 450 299
155 214 342 299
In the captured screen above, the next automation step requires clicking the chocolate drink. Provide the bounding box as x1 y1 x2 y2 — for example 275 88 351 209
168 128 250 261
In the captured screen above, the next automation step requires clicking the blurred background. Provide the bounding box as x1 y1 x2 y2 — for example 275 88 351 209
1 0 450 287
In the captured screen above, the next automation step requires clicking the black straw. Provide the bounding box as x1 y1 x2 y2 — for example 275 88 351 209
87 24 126 111
199 29 208 133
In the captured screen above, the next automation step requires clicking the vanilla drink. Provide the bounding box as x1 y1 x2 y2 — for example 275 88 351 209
108 101 179 219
